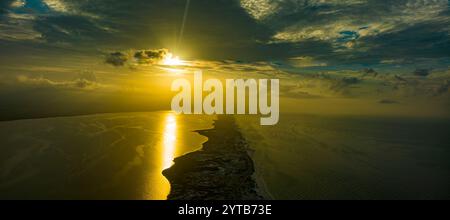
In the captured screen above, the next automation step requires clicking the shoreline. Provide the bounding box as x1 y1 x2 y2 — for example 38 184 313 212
162 116 263 200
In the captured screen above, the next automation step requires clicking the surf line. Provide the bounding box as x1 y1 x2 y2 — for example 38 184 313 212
171 71 279 125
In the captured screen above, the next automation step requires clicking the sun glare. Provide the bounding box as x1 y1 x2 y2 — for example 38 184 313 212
162 53 183 66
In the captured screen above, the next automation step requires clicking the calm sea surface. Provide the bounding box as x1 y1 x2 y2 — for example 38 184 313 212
0 112 215 199
237 114 450 199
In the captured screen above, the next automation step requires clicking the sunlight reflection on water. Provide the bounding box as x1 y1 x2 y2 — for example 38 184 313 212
0 111 214 200
162 114 177 170
145 112 178 200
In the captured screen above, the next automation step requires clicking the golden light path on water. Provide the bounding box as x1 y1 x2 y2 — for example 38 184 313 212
162 114 177 170
145 112 178 200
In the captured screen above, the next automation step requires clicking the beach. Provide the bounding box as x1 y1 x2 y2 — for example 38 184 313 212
163 116 262 200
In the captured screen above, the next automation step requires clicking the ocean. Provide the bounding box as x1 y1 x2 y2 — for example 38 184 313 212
1 112 448 199
0 112 215 199
236 114 450 199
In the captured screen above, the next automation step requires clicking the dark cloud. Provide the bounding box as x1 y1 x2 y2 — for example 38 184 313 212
354 21 450 65
330 77 361 94
105 52 128 66
413 68 431 77
33 14 113 44
394 75 407 82
361 68 378 77
341 77 361 85
134 49 169 64
0 0 14 18
104 48 174 66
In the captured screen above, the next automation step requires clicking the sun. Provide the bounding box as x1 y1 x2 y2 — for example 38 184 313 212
162 53 183 66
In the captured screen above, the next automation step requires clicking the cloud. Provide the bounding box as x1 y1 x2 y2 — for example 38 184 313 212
413 69 431 77
0 0 14 16
43 0 100 19
105 52 128 66
104 48 177 66
0 13 42 41
134 49 169 64
0 0 111 43
248 0 449 43
240 0 367 21
239 0 279 20
327 76 362 94
42 0 69 13
15 71 99 89
239 0 450 64
361 68 378 78
10 0 25 8
288 56 327 68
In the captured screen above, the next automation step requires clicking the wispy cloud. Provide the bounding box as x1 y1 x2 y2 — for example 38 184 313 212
240 0 450 63
14 71 100 90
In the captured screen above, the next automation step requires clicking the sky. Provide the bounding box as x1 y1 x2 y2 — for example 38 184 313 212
0 0 449 120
